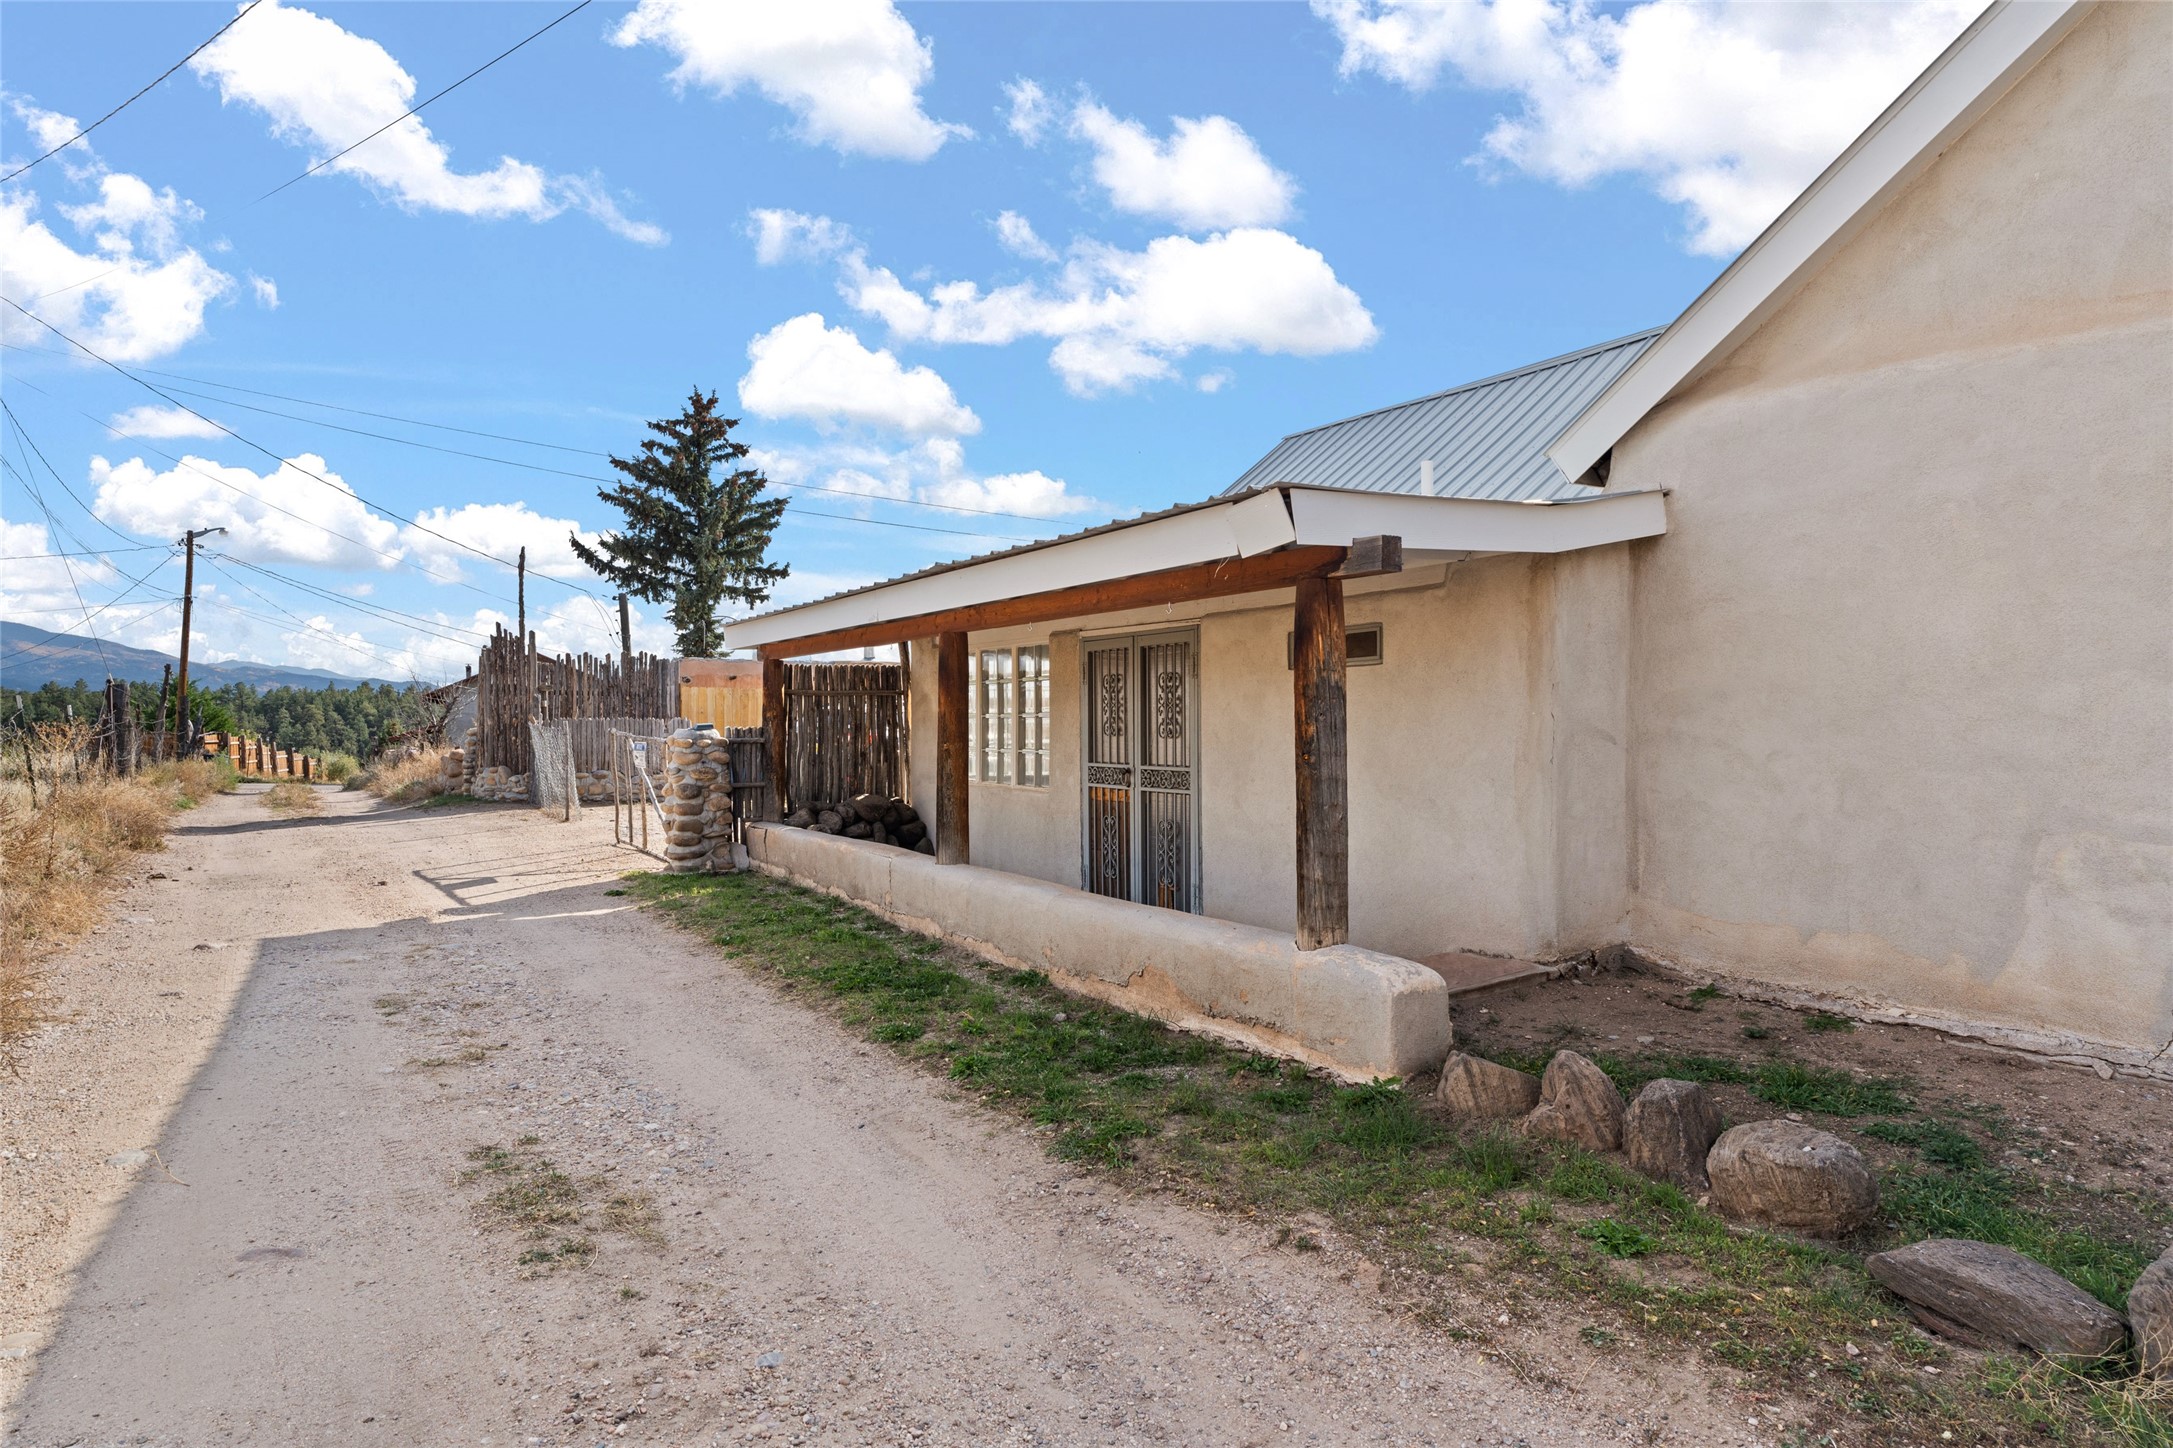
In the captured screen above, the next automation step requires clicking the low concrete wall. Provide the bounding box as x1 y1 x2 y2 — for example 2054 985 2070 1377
745 823 1452 1081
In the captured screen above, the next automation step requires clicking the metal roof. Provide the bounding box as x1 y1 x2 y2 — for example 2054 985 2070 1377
1222 330 1663 503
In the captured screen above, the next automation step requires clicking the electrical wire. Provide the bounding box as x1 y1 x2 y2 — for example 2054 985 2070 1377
2 397 152 549
255 0 593 204
2 297 619 603
0 553 176 668
207 551 490 645
0 2 263 183
0 543 172 561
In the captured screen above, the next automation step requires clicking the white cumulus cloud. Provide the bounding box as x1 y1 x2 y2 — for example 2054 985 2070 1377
740 313 981 437
841 227 1376 394
248 272 280 308
748 208 856 265
106 404 226 440
89 451 403 570
1 101 235 363
400 500 601 583
992 210 1057 262
1004 78 1052 145
1070 102 1297 231
613 0 968 161
190 0 665 243
1313 0 1981 255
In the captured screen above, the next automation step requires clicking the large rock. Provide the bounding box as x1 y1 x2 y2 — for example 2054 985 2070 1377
1624 1079 1725 1192
2129 1246 2173 1377
849 793 887 823
1520 1051 1624 1152
1437 1052 1541 1120
1866 1239 2129 1362
1707 1120 1876 1236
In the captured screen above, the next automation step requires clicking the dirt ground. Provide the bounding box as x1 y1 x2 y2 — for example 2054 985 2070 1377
1452 971 2173 1208
3 786 1795 1448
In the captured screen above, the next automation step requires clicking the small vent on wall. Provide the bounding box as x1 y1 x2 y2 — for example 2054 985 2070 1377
1286 623 1384 669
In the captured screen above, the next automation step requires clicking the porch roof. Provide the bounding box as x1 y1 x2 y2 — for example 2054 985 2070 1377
727 482 1665 657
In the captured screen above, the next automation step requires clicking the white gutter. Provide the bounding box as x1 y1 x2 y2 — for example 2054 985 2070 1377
725 486 1667 651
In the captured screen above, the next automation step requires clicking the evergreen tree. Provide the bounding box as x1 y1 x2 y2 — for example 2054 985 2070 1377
569 389 788 657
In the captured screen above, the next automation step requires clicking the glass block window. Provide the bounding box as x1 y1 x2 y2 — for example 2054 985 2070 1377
976 648 1013 783
1017 645 1050 788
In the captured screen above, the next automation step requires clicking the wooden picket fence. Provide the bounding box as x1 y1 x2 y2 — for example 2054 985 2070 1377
781 662 905 812
473 627 678 777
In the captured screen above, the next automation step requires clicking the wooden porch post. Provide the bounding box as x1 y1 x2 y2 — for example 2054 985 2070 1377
1293 573 1348 950
935 630 970 865
761 656 787 820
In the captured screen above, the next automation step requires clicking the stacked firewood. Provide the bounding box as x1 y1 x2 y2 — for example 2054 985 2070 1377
781 793 931 854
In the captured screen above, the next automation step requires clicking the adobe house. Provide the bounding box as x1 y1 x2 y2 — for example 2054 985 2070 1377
729 0 2170 1081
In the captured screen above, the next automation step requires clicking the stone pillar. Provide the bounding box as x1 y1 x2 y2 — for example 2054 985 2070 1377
661 725 736 873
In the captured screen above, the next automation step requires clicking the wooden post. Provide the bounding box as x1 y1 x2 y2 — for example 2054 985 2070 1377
1293 572 1349 950
935 630 969 865
761 656 787 820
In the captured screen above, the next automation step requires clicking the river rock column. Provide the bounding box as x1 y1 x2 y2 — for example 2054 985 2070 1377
661 725 735 873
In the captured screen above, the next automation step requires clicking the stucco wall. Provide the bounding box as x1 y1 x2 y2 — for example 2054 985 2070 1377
1609 1 2173 1054
902 556 1632 967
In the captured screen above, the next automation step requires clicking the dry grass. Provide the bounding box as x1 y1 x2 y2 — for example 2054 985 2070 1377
261 780 323 813
0 729 233 1066
356 748 448 805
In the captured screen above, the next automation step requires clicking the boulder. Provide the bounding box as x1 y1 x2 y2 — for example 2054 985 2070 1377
1624 1079 1725 1192
1866 1239 2129 1362
816 809 845 833
895 803 920 827
1437 1052 1541 1120
1707 1120 1877 1236
843 821 874 840
850 793 886 823
897 821 928 848
1520 1051 1625 1153
913 836 935 855
880 800 908 829
871 821 891 846
2127 1246 2172 1377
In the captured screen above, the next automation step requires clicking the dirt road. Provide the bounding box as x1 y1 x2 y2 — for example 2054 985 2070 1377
5 788 1758 1447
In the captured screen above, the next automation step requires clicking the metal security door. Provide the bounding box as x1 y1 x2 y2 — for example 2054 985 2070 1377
1081 632 1198 911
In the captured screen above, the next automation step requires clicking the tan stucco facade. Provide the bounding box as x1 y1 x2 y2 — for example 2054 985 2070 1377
904 550 1634 968
1607 0 2172 1057
877 3 2170 1067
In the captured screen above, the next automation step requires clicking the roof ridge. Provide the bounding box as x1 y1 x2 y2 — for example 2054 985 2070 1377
1267 328 1665 444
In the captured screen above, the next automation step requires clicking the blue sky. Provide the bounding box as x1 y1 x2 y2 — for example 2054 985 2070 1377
1 0 1978 680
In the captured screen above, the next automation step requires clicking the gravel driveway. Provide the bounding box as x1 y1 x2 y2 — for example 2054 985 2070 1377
5 788 1760 1446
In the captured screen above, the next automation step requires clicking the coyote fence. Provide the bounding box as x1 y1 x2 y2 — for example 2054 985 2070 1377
473 627 677 778
781 662 905 814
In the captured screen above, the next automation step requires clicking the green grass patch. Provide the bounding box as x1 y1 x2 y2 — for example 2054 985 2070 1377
627 869 2168 1446
1804 1012 1856 1033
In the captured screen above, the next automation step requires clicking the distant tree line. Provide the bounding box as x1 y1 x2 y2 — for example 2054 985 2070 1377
10 678 431 760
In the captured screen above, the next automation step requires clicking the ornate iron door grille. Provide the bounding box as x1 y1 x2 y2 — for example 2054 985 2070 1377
1080 632 1197 911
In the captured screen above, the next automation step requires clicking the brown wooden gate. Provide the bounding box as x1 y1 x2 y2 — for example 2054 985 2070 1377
781 661 906 812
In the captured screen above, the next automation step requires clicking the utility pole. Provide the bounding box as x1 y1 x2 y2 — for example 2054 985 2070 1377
618 591 632 672
516 546 526 642
173 525 228 756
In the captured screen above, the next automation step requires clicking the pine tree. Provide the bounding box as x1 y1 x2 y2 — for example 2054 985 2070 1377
569 390 789 657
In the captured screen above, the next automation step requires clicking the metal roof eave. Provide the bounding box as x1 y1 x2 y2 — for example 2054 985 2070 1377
725 485 1667 653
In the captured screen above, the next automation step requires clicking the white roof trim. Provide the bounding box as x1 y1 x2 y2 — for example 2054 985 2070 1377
1546 0 2091 483
726 486 1666 650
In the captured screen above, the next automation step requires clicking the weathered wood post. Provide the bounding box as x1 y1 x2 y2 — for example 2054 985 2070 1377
761 655 787 821
1293 573 1349 950
935 631 970 865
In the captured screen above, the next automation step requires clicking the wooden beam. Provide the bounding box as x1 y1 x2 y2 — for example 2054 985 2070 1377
755 545 1347 659
1293 573 1349 951
761 656 787 819
935 631 969 865
1333 534 1402 579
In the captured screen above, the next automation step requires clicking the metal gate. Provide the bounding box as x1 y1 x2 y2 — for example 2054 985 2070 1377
1081 630 1199 912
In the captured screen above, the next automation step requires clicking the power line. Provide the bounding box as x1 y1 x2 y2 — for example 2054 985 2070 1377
0 2 263 183
145 373 1062 530
256 0 593 204
197 562 448 672
207 550 491 645
0 543 172 561
2 397 151 549
0 553 176 668
4 299 614 609
10 338 1071 533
